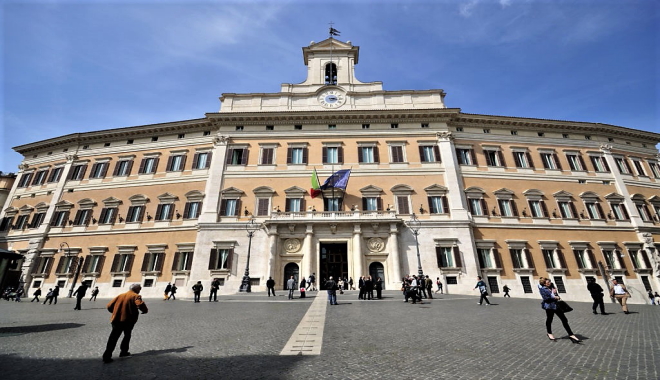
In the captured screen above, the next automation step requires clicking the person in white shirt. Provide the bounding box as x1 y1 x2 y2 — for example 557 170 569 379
609 279 631 314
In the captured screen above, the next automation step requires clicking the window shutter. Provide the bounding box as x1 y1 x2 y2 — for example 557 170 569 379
124 160 134 176
513 153 521 167
138 158 147 174
602 158 610 172
442 196 449 214
572 250 584 269
96 256 106 273
179 155 187 171
373 147 380 163
166 156 174 171
183 203 191 219
433 146 441 162
510 250 521 268
485 152 493 166
299 199 306 212
73 210 83 225
467 199 474 214
219 199 227 216
477 249 485 267
511 200 519 216
596 204 605 219
493 249 502 268
123 255 134 274
498 151 506 167
556 250 567 268
470 149 477 166
44 257 54 275
376 197 383 211
586 249 597 268
84 210 92 225
167 204 175 219
204 152 212 168
435 247 443 267
338 147 344 163
480 199 488 215
497 199 505 216
286 148 293 164
362 198 368 211
397 196 409 214
418 146 425 162
79 256 88 274
100 163 109 177
225 149 234 165
553 154 562 170
302 148 308 164
578 156 586 171
111 254 121 272
185 252 194 270
234 200 242 216
240 149 248 165
453 246 462 267
141 253 151 271
357 147 364 163
640 250 652 268
227 249 235 271
258 198 269 216
524 249 534 269
56 256 66 273
623 160 632 174
322 147 328 163
526 152 535 168
208 249 218 270
540 201 548 217
155 253 165 272
192 153 200 169
570 203 579 219
136 206 145 222
427 197 434 213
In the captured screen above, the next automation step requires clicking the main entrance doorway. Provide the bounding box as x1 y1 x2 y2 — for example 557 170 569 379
369 262 385 289
283 263 299 290
319 242 348 290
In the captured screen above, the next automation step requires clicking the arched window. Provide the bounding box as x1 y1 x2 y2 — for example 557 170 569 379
325 63 337 85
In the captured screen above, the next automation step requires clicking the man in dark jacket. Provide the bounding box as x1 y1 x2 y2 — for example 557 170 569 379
73 283 88 310
266 277 276 297
364 276 373 300
326 276 338 305
587 278 607 314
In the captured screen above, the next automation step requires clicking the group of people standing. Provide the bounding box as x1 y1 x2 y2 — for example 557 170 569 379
401 274 434 304
357 275 383 300
162 282 178 301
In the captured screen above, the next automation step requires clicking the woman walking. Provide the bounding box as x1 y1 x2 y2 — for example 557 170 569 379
539 278 581 343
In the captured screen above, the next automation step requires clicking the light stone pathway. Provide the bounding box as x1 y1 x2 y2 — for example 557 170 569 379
279 293 327 355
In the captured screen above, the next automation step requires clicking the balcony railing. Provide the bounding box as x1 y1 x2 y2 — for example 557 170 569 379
269 210 398 220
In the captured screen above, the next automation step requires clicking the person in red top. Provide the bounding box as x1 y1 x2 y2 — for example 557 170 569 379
102 283 148 363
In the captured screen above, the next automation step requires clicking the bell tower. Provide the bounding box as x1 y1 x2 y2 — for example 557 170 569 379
299 38 363 87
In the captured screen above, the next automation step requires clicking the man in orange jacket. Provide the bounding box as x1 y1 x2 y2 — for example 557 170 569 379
102 283 148 363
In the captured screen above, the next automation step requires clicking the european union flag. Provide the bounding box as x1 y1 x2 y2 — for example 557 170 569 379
320 169 351 190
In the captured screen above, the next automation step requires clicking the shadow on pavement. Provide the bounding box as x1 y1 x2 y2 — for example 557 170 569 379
139 346 195 356
0 353 308 379
0 323 84 335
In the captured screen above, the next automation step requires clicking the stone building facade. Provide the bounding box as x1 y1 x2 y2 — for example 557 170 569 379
2 38 660 302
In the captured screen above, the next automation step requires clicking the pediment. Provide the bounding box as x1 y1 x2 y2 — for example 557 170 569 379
553 190 574 198
157 192 179 202
493 188 515 196
284 186 306 196
253 186 276 196
359 185 384 194
303 38 359 64
604 193 624 201
221 187 245 197
102 197 123 207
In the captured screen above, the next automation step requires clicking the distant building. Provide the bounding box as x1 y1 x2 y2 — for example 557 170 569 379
1 38 659 300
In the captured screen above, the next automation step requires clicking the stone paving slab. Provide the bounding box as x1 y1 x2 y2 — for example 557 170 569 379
0 291 658 379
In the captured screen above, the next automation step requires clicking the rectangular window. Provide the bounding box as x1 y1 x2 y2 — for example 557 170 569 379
528 200 547 218
172 251 193 271
126 206 145 223
648 161 660 178
14 215 30 229
183 202 201 219
98 207 118 224
167 154 187 172
31 169 49 186
540 153 560 170
558 201 576 219
51 210 70 227
220 199 240 216
17 172 34 188
209 248 233 270
287 147 308 165
510 249 524 268
573 249 588 269
484 150 505 167
543 249 556 268
390 146 405 163
391 123 398 129
192 152 212 169
138 157 159 174
362 197 382 212
498 199 517 217
610 203 629 220
456 148 475 165
89 162 109 179
257 198 270 216
396 196 410 214
226 148 248 166
29 212 46 228
260 148 274 165
324 198 340 212
112 280 123 287
513 152 533 168
428 196 448 214
566 154 585 171
0 217 13 231
469 198 485 216
48 167 64 182
632 160 647 176
84 255 105 274
322 146 343 164
585 202 603 219
33 256 54 275
615 158 631 174
141 252 165 272
113 160 133 177
155 204 174 221
68 164 88 180
358 146 379 163
419 145 441 163
72 209 93 226
111 254 134 273
636 204 651 221
478 248 492 268
553 277 567 293
436 247 454 267
285 198 304 212
590 156 610 172
362 124 370 129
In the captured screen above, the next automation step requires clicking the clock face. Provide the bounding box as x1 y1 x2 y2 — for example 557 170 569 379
318 89 346 108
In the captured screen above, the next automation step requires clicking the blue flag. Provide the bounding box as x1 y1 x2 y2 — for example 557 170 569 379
320 169 351 190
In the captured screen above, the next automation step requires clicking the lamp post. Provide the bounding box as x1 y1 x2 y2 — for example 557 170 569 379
239 217 261 292
407 213 424 277
60 242 82 298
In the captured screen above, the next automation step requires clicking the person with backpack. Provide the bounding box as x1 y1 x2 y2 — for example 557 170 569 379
474 276 491 306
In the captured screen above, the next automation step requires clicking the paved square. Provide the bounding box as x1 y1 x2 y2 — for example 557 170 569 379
1 291 658 379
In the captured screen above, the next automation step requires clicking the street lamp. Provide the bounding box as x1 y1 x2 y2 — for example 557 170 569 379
59 242 82 298
239 217 261 292
407 213 424 277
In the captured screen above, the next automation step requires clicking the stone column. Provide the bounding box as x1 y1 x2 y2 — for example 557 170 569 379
387 222 402 285
352 223 363 279
300 224 314 279
601 144 644 226
436 132 470 220
199 135 229 223
266 224 279 280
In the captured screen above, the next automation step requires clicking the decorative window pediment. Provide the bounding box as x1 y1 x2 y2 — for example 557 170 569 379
54 200 74 210
579 191 600 201
284 186 306 197
360 185 384 197
221 187 245 198
493 188 515 199
128 194 149 206
553 190 574 201
102 197 123 207
3 207 18 217
18 205 34 214
424 184 448 196
391 184 413 195
157 192 179 203
465 186 485 198
523 189 544 201
505 239 528 249
630 194 646 201
77 198 97 209
185 190 205 202
253 186 276 197
538 240 559 250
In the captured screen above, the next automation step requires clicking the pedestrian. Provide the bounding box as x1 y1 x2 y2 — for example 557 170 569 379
266 277 276 297
648 290 656 305
365 276 374 300
655 292 660 305
15 286 24 302
90 286 99 301
435 277 443 294
418 276 428 299
503 285 511 297
358 276 365 300
43 288 54 304
325 276 338 305
349 277 354 290
539 278 581 343
51 285 60 304
425 275 433 299
586 278 606 314
474 276 491 306
192 281 203 303
609 279 631 314
73 282 88 310
286 276 296 300
164 283 172 300
102 283 148 363
308 273 317 291
168 284 177 300
375 277 383 299
407 276 422 304
299 277 307 298
209 278 220 302
337 278 344 294
31 287 41 302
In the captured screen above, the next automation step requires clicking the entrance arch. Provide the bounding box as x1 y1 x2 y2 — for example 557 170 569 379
283 263 299 290
369 262 385 289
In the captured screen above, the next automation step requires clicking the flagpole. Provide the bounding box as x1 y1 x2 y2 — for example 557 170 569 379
340 167 352 212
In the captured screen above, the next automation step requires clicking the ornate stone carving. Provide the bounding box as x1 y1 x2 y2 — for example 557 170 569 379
642 232 654 245
18 163 29 171
371 223 379 232
283 238 301 253
288 224 296 233
437 131 454 141
213 135 229 146
599 144 613 153
66 154 78 162
329 224 337 234
367 237 385 252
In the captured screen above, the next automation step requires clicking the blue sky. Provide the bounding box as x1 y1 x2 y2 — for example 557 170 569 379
2 0 658 172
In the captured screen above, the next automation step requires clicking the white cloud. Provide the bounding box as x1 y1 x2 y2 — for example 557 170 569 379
459 0 481 18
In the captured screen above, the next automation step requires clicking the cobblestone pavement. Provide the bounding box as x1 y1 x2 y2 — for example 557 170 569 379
0 291 658 379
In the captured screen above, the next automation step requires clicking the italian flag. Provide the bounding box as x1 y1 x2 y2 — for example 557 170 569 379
310 168 322 198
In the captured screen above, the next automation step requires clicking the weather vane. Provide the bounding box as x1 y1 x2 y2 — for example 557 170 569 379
329 22 340 38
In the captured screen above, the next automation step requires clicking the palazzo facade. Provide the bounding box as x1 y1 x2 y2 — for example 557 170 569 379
2 38 660 302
